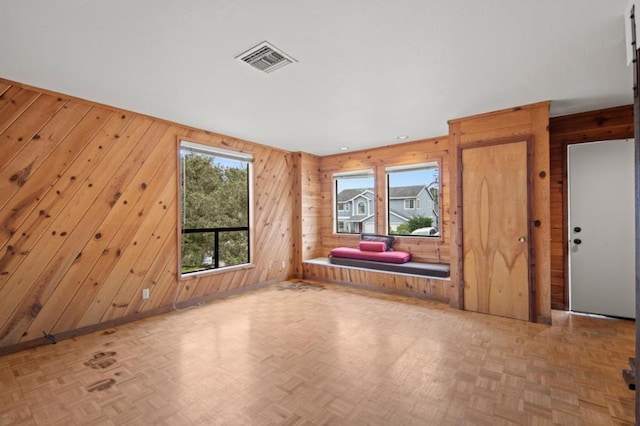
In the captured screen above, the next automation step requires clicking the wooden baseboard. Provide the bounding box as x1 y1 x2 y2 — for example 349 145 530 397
0 279 281 357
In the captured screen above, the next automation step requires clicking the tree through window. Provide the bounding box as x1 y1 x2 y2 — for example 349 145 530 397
179 141 252 275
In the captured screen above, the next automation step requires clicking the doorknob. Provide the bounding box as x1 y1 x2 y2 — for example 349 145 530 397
573 238 582 245
518 236 526 243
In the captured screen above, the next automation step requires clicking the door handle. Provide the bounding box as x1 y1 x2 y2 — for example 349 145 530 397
573 238 582 245
518 236 526 243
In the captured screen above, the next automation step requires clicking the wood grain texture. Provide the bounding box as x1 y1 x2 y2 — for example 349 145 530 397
292 152 323 276
0 282 633 425
548 105 634 309
449 102 551 323
0 78 295 350
315 136 450 266
303 260 451 302
462 141 530 320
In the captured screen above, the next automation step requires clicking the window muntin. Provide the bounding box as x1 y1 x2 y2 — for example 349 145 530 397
179 141 252 275
334 170 374 234
387 162 439 237
404 199 416 210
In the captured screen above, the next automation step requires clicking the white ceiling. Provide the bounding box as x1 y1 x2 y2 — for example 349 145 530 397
0 1 633 156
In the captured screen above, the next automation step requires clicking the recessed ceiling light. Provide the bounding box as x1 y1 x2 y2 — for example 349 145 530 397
397 135 409 140
340 147 349 151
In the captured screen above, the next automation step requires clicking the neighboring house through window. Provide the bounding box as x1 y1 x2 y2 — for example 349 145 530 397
386 162 439 236
332 164 439 236
334 170 375 234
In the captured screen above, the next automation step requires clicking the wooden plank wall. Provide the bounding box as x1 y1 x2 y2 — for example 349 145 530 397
449 102 551 323
303 263 451 302
315 136 450 262
548 105 634 309
300 137 451 298
292 152 323 276
0 78 296 351
319 136 450 263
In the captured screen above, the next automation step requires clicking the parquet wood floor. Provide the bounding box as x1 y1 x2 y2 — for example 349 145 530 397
0 281 635 425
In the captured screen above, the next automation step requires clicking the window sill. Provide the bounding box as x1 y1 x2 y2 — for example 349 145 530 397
180 263 256 281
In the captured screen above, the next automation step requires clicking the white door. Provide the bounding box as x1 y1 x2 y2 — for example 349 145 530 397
568 139 636 319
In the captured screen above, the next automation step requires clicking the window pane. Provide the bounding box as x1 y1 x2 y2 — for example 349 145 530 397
181 231 216 273
387 165 439 237
219 230 249 267
180 144 251 274
335 173 375 234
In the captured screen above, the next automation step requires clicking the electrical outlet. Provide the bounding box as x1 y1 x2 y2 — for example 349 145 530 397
142 288 150 299
282 261 286 269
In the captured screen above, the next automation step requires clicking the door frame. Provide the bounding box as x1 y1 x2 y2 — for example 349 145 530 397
566 139 636 318
457 135 536 321
559 137 634 310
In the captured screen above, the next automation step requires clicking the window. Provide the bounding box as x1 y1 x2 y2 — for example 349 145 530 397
179 141 252 275
387 162 439 237
334 170 374 234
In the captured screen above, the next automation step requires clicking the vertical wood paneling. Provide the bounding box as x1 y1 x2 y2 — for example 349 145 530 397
0 78 296 351
315 137 450 264
292 152 323 275
449 102 551 323
292 137 452 301
302 262 450 302
548 105 634 309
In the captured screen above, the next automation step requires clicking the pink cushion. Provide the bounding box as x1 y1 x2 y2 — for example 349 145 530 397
358 241 387 252
329 247 411 264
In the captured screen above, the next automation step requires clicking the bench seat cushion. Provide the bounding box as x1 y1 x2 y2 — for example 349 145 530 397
329 252 450 278
329 247 411 264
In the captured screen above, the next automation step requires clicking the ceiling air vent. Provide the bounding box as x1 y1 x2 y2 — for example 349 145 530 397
236 41 297 73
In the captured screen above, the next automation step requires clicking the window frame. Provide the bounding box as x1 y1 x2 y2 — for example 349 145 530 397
404 199 416 210
177 139 254 279
333 169 374 235
386 161 441 238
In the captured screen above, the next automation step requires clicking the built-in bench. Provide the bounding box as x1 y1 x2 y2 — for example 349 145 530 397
302 257 452 303
328 255 450 278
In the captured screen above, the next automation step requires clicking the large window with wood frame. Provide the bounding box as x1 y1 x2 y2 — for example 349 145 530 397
334 170 375 234
387 162 439 237
179 141 252 275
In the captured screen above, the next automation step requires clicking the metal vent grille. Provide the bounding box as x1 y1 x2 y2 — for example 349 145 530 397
236 41 297 73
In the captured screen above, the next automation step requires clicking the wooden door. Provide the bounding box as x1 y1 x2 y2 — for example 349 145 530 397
462 140 531 321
